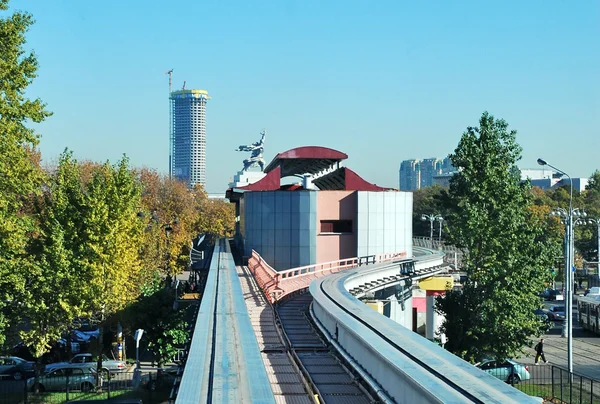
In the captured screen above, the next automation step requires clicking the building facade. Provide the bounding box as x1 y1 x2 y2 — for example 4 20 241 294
227 147 413 271
399 157 454 191
170 89 210 188
399 160 420 191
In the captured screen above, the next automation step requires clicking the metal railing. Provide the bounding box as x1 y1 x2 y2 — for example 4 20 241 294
413 237 465 266
247 250 408 303
514 364 600 404
0 371 169 404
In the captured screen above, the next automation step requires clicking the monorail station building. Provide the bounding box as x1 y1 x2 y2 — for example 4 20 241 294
226 146 413 271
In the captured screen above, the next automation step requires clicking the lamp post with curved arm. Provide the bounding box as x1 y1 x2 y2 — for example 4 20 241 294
538 158 575 375
421 214 444 249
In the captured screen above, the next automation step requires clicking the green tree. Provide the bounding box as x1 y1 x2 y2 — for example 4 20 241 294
436 112 557 362
124 288 188 367
20 152 86 358
586 170 600 194
0 0 51 348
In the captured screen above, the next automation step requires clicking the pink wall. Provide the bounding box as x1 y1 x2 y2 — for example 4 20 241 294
413 297 427 313
316 191 357 263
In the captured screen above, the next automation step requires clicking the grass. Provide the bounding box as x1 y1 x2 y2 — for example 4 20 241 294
517 383 600 404
517 383 554 399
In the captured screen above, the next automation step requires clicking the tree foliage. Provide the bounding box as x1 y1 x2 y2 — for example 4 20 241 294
123 288 188 367
21 152 85 357
436 112 558 362
137 169 235 278
0 0 51 348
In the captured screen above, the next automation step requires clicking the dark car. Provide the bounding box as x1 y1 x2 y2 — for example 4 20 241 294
0 356 36 380
534 308 549 321
547 289 564 301
547 305 566 321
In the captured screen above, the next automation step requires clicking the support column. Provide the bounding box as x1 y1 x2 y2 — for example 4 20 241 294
425 291 438 340
419 276 454 344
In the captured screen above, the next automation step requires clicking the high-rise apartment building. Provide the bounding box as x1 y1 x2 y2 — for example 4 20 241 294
399 157 454 191
170 89 210 188
399 160 420 191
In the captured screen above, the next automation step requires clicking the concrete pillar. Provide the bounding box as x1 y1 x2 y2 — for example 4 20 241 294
404 296 413 329
384 290 413 329
425 292 436 340
426 290 446 343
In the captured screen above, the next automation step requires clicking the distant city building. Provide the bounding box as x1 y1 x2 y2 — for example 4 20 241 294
431 173 455 188
399 157 454 191
207 193 228 201
399 160 420 191
521 168 589 192
401 159 588 192
170 89 210 188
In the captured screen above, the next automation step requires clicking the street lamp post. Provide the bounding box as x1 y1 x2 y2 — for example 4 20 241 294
538 158 575 375
421 214 444 249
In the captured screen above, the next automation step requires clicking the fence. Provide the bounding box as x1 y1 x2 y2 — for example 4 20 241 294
412 237 465 267
515 364 600 404
0 371 171 404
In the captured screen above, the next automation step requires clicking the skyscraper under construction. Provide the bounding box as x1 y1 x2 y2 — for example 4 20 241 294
169 89 210 188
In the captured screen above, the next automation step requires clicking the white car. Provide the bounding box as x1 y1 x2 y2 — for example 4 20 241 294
45 353 127 375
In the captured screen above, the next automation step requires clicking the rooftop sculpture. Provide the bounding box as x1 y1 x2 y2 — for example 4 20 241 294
236 130 266 172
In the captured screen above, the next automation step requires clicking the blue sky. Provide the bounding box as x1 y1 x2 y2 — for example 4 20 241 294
10 0 599 193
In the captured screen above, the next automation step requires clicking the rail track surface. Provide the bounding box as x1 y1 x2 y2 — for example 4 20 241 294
235 244 375 403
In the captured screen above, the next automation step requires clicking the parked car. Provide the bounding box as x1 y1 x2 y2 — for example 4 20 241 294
540 289 564 301
139 368 178 391
547 305 566 321
27 365 96 392
475 359 531 384
0 356 36 380
45 353 126 375
534 308 550 322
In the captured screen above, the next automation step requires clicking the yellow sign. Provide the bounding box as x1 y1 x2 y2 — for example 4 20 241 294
418 276 454 291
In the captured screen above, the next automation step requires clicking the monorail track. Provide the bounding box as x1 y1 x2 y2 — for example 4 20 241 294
276 294 376 404
236 260 375 403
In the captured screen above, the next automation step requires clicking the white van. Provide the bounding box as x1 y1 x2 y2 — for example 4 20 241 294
586 286 600 296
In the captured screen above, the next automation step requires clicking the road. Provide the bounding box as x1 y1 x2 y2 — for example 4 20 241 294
520 298 600 381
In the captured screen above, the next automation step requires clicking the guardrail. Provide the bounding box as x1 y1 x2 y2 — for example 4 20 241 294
247 250 407 303
309 254 540 404
413 237 465 266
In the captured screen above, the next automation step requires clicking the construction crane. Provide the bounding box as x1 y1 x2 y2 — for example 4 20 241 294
165 69 173 93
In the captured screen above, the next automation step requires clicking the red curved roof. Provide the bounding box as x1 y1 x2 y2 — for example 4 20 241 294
272 146 347 161
228 145 395 194
312 167 394 191
264 146 348 176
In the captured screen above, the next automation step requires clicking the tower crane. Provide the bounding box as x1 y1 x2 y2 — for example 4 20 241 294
165 69 173 93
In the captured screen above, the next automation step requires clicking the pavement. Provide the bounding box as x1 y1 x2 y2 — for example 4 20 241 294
519 295 600 381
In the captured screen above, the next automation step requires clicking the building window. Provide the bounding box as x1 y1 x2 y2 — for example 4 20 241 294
320 220 352 234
